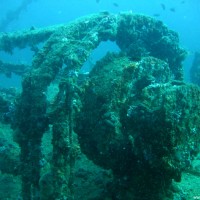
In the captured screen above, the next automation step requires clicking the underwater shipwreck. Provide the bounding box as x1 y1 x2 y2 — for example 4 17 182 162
0 12 200 200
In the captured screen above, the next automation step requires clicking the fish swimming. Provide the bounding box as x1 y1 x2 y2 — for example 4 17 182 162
161 3 166 10
153 13 160 17
113 2 119 7
170 7 176 12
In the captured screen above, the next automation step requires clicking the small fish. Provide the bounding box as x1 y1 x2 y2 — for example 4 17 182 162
181 0 185 4
113 2 119 7
100 11 110 16
170 7 176 12
30 26 35 31
161 3 166 10
153 13 160 17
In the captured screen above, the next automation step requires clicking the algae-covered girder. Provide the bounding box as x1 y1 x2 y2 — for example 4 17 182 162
0 12 190 200
0 25 64 53
0 59 29 77
190 51 200 86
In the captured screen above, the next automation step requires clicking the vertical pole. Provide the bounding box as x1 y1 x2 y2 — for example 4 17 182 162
51 80 76 200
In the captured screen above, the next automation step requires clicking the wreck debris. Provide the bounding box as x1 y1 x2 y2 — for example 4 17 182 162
0 12 199 200
190 51 200 85
0 60 29 77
